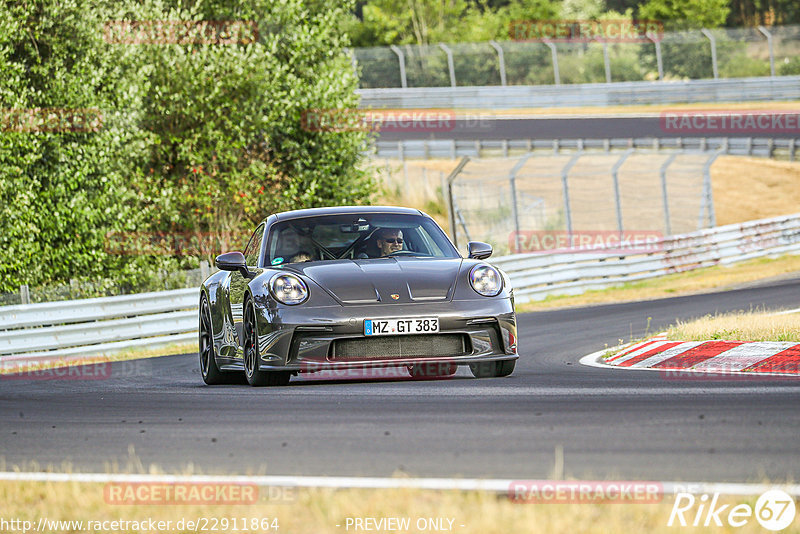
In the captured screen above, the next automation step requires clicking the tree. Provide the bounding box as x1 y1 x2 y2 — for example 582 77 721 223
638 0 730 29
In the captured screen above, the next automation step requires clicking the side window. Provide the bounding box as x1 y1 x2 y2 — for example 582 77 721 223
243 224 265 266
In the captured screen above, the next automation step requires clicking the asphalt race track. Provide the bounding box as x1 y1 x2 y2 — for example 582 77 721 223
375 116 800 141
2 276 800 482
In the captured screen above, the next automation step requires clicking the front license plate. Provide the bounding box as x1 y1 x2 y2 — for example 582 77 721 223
364 317 439 336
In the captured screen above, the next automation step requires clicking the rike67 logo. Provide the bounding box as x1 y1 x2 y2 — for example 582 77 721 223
668 490 796 531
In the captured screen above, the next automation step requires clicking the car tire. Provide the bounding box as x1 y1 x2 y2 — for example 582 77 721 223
469 359 516 379
199 295 226 385
244 298 291 387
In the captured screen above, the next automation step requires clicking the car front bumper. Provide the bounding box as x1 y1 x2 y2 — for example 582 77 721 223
251 298 517 372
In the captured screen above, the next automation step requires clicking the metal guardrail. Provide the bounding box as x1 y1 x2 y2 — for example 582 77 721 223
357 76 800 109
0 288 198 363
490 213 800 302
375 137 799 160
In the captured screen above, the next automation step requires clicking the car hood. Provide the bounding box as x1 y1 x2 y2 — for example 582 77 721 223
287 257 463 304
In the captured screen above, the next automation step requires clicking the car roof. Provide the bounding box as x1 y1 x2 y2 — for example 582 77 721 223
273 205 423 221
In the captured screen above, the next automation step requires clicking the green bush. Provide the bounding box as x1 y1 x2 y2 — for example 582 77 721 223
0 0 371 296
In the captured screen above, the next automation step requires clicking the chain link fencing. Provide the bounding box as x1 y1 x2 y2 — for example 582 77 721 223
354 25 800 88
445 151 719 256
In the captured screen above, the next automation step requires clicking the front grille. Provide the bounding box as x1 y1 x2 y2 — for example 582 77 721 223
331 334 469 360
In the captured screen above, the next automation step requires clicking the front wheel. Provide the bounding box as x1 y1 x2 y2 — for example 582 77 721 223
199 295 225 385
469 360 516 379
243 299 291 387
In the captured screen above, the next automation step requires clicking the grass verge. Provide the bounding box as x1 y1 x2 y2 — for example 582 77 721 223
666 309 800 342
0 479 789 534
516 253 800 312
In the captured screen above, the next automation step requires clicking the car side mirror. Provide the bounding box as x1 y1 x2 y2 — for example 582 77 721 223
467 241 493 260
215 251 254 279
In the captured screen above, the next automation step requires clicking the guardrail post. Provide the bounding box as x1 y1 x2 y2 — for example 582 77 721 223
489 40 507 86
611 149 634 234
560 153 583 247
647 32 664 80
200 260 210 281
389 45 408 88
20 284 30 305
509 153 534 253
659 153 678 236
438 43 457 87
445 156 471 248
543 40 560 85
700 29 719 79
757 26 775 77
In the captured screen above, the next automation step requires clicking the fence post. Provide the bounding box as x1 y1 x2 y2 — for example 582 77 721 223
509 153 534 253
438 43 456 87
346 48 359 80
648 32 664 80
489 40 507 86
700 29 719 79
757 26 775 77
611 149 634 234
445 157 471 248
659 153 678 236
560 153 582 247
20 284 30 305
389 45 408 88
700 150 722 228
601 40 611 83
543 40 560 85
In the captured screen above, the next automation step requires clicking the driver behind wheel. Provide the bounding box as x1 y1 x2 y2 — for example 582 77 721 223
376 228 404 256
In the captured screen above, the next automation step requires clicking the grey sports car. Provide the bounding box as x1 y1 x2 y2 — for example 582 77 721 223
199 206 518 386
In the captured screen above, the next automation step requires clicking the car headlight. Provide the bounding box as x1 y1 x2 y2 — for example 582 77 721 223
469 264 502 297
269 273 309 305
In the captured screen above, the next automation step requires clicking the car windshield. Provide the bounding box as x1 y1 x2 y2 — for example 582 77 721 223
266 213 459 266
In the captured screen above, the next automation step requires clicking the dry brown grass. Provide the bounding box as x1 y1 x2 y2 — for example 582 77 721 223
667 309 800 342
712 156 800 226
0 479 788 534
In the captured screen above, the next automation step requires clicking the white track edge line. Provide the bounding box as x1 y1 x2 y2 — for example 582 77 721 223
0 472 799 497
